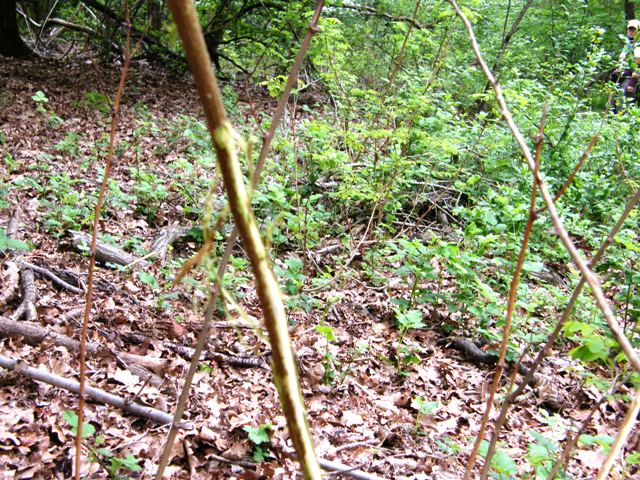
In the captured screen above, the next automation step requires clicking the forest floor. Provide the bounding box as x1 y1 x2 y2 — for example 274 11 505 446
0 58 636 479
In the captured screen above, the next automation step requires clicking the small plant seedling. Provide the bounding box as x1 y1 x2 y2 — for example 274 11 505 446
32 90 63 126
63 410 142 478
244 423 274 462
0 228 29 252
316 323 342 385
393 308 425 376
32 90 49 113
411 396 439 434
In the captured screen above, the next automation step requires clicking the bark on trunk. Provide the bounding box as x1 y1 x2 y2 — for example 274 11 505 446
626 0 635 21
0 0 32 58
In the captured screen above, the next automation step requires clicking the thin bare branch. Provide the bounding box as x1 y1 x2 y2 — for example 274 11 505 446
339 2 434 30
158 2 325 479
595 386 640 479
0 354 178 425
486 186 640 477
474 107 545 480
75 4 136 477
447 0 640 376
547 380 618 480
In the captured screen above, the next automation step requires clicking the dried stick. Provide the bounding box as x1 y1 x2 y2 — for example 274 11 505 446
159 2 325 479
75 5 136 478
6 206 21 238
0 261 20 308
447 0 640 373
281 447 388 480
486 186 640 476
17 259 84 294
155 2 324 477
448 1 640 476
474 107 544 480
0 354 177 424
0 315 167 373
595 386 640 480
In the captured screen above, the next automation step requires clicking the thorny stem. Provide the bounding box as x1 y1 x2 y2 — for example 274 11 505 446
449 0 640 474
75 5 134 479
486 186 640 477
476 106 545 480
155 2 325 478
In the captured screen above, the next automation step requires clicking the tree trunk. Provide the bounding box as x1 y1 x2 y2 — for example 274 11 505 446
147 0 162 30
0 0 32 58
625 0 635 21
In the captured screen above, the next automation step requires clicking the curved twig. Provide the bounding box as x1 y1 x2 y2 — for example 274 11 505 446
157 2 326 479
448 1 640 477
448 0 640 374
75 4 137 478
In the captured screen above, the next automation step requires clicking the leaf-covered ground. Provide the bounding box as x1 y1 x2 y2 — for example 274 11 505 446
0 58 636 479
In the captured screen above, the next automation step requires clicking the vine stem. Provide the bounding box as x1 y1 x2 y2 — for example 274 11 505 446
74 5 135 478
155 2 325 479
448 0 640 476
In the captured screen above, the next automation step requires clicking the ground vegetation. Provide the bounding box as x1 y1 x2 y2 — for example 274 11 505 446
1 1 639 479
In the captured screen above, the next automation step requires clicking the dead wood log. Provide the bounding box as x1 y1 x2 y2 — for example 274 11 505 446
6 206 21 238
163 340 268 369
439 336 540 386
69 230 148 268
0 316 167 386
0 354 180 426
9 268 37 321
151 225 195 262
0 261 20 308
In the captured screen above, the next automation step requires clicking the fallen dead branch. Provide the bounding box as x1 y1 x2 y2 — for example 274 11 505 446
0 354 179 425
9 268 37 321
0 315 166 385
282 447 388 480
17 259 84 294
0 261 20 308
151 225 195 262
69 230 148 268
163 341 268 369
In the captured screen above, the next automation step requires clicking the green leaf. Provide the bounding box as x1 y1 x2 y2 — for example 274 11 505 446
0 228 28 251
116 454 142 472
578 434 615 448
315 324 336 342
492 448 518 476
411 396 439 415
396 309 424 330
32 90 49 103
137 271 159 290
252 445 269 462
244 424 273 445
62 410 95 438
